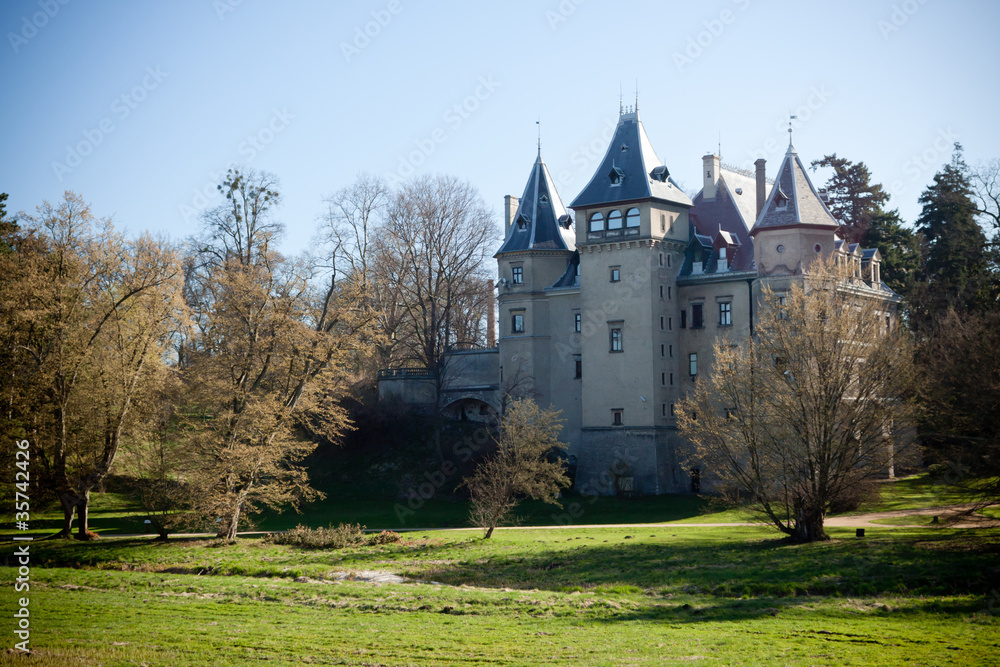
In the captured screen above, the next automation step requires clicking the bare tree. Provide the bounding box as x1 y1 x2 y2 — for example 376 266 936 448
464 398 569 538
183 168 375 541
678 258 917 542
971 158 1000 232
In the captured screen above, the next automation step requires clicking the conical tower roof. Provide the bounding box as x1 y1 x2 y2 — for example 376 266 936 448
750 142 839 235
570 110 692 209
496 152 576 255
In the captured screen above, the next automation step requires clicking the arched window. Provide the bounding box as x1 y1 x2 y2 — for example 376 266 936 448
588 212 604 233
607 210 623 230
625 207 640 229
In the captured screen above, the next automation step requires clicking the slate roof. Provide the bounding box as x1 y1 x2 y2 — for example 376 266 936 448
496 152 576 256
569 111 692 209
688 167 762 272
549 251 581 290
750 142 839 235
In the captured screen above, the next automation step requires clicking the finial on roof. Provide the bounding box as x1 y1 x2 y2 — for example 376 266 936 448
619 83 623 115
536 118 541 156
787 112 798 152
634 79 639 114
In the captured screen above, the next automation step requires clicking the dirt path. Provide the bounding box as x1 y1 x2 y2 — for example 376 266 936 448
824 504 1000 529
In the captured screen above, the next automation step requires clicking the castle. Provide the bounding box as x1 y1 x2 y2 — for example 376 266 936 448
379 107 899 495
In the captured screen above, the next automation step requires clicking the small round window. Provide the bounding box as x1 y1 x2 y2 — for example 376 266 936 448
814 243 822 253
776 244 785 254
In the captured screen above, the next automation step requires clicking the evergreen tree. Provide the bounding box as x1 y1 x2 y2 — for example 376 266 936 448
811 154 889 244
866 208 921 295
912 144 997 324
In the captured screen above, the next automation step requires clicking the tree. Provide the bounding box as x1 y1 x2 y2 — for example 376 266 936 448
0 192 19 254
464 398 569 538
382 175 498 460
970 157 1000 232
810 154 890 244
183 168 373 541
0 192 184 538
678 259 917 542
865 208 921 295
914 308 1000 512
911 144 997 325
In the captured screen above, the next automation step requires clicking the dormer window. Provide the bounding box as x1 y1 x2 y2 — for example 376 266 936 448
774 187 788 209
620 143 629 152
515 213 529 230
557 214 572 229
608 165 624 185
539 194 549 206
650 165 669 182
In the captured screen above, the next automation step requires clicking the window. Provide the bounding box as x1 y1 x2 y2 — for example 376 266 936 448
660 344 665 358
668 317 672 331
512 313 524 333
669 344 673 358
680 310 686 328
670 403 675 417
610 267 620 282
667 286 672 300
607 210 623 230
588 212 604 233
610 327 623 352
667 254 672 268
659 285 664 299
659 253 664 267
660 213 666 233
669 372 674 386
511 265 523 285
612 410 623 426
691 303 704 329
688 353 698 377
662 403 667 417
719 301 732 327
660 317 664 331
661 372 666 386
625 207 640 229
574 312 581 332
575 359 582 379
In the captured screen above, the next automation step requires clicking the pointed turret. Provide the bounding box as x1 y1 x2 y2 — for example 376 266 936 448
496 152 575 256
750 143 839 235
570 111 692 209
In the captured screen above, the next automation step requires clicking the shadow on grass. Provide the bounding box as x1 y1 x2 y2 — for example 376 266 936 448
413 531 1000 599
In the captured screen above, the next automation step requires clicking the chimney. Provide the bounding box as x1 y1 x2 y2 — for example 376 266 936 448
754 158 767 220
486 280 496 347
504 195 519 235
702 154 721 200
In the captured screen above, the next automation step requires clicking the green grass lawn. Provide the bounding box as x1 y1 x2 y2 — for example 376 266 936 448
4 525 999 666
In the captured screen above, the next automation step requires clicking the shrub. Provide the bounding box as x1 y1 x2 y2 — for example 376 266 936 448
267 523 367 549
368 530 402 545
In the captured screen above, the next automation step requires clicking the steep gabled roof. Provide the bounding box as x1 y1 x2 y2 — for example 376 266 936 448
548 251 580 290
750 143 839 235
569 111 692 209
689 167 759 272
496 152 576 255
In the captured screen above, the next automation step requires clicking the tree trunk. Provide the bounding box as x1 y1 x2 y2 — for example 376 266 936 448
76 489 97 540
218 503 242 542
484 524 495 539
792 507 828 542
58 492 77 538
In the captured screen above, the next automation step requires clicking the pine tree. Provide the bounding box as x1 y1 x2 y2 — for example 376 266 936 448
810 154 889 244
912 144 997 324
866 208 921 295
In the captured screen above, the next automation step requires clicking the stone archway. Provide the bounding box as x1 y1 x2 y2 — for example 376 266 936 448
442 397 499 426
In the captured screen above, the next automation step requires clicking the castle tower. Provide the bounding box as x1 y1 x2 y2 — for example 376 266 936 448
750 140 840 292
568 109 693 494
495 150 578 433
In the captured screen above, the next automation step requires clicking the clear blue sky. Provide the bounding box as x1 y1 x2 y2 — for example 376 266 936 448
3 0 998 254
